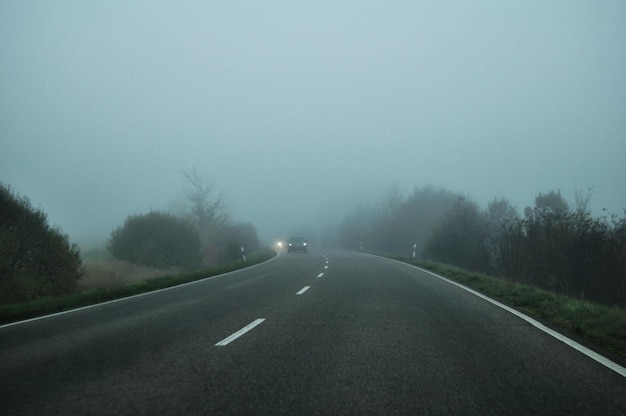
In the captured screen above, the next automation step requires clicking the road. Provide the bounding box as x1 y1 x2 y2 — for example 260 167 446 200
1 249 625 415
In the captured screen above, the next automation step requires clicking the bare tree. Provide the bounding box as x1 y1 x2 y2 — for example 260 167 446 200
182 168 229 240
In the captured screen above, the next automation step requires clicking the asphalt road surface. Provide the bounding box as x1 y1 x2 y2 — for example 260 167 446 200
2 249 626 415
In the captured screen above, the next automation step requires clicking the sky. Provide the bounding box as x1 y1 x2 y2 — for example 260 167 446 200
2 0 625 246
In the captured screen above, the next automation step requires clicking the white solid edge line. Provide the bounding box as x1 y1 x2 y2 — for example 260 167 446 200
403 262 626 379
0 254 279 329
317 273 324 278
296 286 310 295
215 318 266 346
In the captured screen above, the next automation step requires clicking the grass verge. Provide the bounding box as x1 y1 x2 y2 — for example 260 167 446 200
0 248 276 326
388 255 626 360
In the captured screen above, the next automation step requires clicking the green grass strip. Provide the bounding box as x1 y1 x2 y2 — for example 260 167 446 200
0 249 276 326
388 255 626 360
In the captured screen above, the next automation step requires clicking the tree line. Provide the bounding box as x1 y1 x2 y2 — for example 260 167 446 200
337 187 626 307
1 170 260 304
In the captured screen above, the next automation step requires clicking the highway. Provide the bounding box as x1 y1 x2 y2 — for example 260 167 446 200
2 249 625 415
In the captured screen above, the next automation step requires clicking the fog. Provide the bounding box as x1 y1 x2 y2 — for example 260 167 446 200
2 1 625 247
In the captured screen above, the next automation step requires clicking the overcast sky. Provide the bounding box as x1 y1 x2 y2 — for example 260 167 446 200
2 1 625 246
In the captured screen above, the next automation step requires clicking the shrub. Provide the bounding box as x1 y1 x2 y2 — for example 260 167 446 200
0 183 84 303
107 211 201 269
425 197 490 272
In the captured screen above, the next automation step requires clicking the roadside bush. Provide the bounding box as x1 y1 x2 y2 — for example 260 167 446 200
107 211 201 269
425 197 490 272
220 222 260 261
496 207 626 306
201 222 260 265
0 183 84 303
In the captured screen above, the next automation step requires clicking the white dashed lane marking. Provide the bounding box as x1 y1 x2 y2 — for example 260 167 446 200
296 286 310 295
215 319 266 346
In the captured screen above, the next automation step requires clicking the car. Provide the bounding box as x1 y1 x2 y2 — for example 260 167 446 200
287 236 307 253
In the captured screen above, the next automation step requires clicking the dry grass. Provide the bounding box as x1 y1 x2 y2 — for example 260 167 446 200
79 259 183 290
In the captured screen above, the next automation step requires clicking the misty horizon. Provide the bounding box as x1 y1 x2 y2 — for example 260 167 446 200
2 1 625 247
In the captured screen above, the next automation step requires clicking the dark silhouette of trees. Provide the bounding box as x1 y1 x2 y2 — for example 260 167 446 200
425 189 625 306
1 183 84 303
495 195 626 306
425 197 490 272
485 198 521 278
336 184 625 306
